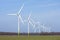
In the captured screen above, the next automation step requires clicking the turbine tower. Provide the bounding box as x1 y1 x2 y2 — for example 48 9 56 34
8 4 24 37
28 13 32 36
28 13 33 37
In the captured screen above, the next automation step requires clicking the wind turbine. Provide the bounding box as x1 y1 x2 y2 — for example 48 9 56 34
40 24 46 32
41 24 51 32
32 21 41 33
36 22 41 33
8 4 24 36
28 13 36 36
28 13 31 36
27 13 42 35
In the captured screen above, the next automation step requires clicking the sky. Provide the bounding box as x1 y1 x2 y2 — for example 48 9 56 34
0 0 60 33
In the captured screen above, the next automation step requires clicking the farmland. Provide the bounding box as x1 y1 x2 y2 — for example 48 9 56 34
0 35 60 40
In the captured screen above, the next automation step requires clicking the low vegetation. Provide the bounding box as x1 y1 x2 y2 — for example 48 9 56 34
0 35 60 40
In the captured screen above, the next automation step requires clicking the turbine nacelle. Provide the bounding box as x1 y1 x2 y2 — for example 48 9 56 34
16 13 20 16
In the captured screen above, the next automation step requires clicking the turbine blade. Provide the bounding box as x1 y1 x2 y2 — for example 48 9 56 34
28 13 31 20
18 4 24 14
30 18 35 24
29 21 34 26
19 15 24 24
8 14 16 16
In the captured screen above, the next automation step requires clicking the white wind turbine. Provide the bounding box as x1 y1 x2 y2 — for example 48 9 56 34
31 21 41 33
41 24 51 32
35 21 41 33
28 13 36 36
40 24 47 32
27 12 42 35
28 13 32 36
8 4 24 36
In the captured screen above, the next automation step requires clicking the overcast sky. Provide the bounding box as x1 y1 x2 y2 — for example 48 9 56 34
0 0 60 33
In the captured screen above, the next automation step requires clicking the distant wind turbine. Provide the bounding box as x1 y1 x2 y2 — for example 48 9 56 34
35 21 41 33
8 4 24 37
28 13 32 36
31 21 41 33
41 24 51 32
27 13 42 36
28 13 36 36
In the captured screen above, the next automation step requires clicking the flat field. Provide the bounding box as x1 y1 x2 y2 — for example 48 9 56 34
0 35 60 40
